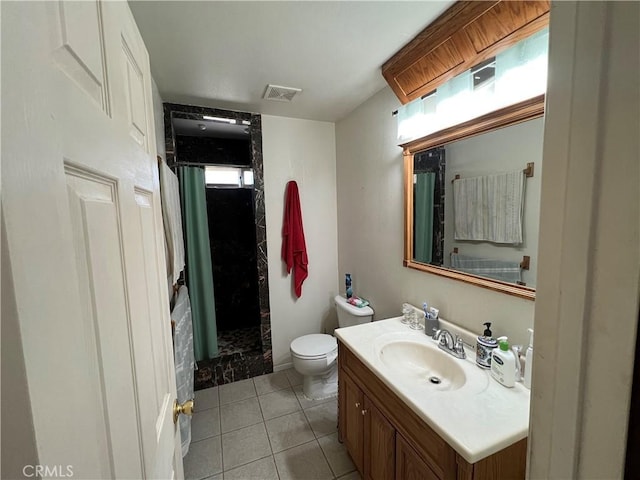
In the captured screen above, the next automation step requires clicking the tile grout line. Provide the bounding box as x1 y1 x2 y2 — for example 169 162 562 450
299 400 346 479
252 377 281 480
311 434 339 480
223 453 276 478
207 393 333 440
190 400 337 444
219 425 226 477
190 370 339 480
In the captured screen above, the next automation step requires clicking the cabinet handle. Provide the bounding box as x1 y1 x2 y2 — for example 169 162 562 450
361 409 367 416
355 402 360 408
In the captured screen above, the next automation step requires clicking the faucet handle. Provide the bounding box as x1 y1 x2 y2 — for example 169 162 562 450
454 335 466 355
434 330 448 347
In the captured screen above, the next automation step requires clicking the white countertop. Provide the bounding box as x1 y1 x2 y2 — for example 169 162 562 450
335 316 530 464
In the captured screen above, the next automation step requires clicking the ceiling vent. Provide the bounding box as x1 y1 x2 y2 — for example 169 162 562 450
263 84 302 102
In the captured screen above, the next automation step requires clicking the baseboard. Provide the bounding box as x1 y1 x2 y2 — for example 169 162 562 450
273 362 293 372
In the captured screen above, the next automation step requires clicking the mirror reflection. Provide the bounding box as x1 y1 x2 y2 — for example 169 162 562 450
411 117 544 288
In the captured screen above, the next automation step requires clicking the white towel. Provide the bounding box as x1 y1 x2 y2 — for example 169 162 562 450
453 170 525 244
450 253 522 284
172 286 195 457
159 160 185 284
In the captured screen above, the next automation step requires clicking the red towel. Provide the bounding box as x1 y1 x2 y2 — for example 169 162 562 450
281 181 308 298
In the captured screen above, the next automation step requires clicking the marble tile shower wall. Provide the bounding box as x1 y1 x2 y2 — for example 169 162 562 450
164 104 272 387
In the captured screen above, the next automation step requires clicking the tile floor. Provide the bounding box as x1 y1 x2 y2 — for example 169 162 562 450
185 368 363 480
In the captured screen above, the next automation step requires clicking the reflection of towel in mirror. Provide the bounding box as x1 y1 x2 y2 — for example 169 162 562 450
171 285 195 457
453 170 525 244
450 253 522 284
281 181 308 298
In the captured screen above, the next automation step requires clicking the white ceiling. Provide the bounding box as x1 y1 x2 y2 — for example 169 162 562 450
128 1 454 122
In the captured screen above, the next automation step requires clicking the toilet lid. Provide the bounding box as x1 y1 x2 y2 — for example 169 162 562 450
291 334 337 358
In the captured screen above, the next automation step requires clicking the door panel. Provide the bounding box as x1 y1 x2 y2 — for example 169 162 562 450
2 1 179 477
127 185 179 478
117 9 150 152
122 40 148 148
50 1 109 112
65 165 144 478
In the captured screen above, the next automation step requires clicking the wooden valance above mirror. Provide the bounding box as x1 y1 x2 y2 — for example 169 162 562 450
382 0 550 104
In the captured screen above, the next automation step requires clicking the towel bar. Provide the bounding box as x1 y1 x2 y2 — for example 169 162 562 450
450 249 530 271
523 163 534 178
451 163 534 183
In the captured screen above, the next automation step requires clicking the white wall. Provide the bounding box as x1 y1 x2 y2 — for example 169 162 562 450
443 117 544 287
262 115 339 368
529 1 639 477
151 77 166 160
336 87 534 348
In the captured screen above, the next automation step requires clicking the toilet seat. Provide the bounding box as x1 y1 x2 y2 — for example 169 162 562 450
290 334 337 359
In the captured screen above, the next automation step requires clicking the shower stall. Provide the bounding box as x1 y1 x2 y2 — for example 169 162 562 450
164 103 272 389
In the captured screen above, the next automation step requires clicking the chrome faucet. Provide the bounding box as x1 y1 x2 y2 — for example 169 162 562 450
433 329 466 359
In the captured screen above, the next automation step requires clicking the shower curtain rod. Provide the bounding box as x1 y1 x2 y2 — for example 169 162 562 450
169 161 252 169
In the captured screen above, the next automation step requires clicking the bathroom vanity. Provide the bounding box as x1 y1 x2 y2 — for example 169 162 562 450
336 318 529 480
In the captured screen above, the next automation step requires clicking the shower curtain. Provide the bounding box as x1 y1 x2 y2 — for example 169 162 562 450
414 172 436 264
179 166 218 361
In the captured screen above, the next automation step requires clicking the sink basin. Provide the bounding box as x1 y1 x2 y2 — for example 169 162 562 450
376 339 467 391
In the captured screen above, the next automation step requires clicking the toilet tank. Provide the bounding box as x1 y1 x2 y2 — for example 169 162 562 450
334 295 374 328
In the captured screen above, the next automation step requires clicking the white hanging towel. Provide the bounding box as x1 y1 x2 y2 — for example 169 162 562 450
172 285 195 457
159 160 186 284
453 170 525 244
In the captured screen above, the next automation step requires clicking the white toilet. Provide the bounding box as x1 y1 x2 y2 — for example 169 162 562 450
290 295 374 399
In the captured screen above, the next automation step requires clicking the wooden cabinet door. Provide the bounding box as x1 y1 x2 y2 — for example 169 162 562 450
364 397 396 480
396 435 440 480
342 371 365 474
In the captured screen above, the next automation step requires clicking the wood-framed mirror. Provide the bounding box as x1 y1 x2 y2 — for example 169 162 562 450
402 95 545 300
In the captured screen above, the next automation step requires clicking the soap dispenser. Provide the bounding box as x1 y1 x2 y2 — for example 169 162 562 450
491 336 517 388
476 322 498 369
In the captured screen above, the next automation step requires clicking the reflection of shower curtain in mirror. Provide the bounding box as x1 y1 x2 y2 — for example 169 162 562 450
179 166 218 361
414 172 436 263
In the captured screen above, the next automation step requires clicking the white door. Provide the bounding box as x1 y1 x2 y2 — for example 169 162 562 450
2 1 182 478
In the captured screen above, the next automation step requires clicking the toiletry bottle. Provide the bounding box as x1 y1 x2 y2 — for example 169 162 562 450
423 302 439 337
476 322 498 369
524 328 534 389
345 274 353 299
491 336 516 387
512 344 523 382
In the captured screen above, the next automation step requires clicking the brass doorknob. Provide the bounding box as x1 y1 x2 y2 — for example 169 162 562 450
173 399 194 424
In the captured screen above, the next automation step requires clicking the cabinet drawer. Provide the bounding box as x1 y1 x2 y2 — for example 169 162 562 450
339 342 457 480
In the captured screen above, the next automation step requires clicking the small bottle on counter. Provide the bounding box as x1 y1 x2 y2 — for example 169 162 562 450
523 328 534 389
491 337 517 388
476 322 498 370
